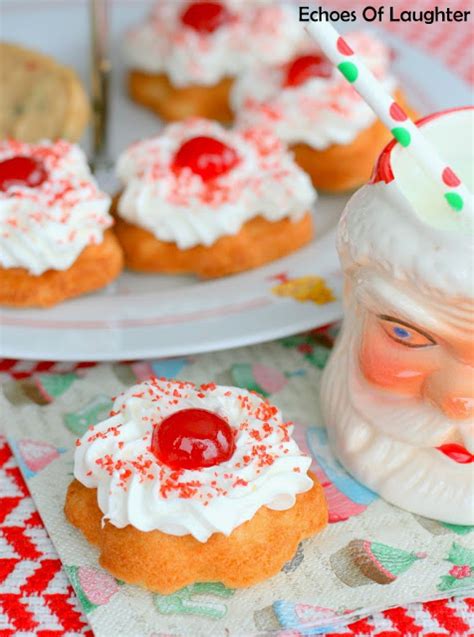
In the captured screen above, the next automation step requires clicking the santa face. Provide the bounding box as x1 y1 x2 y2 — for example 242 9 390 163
320 271 474 525
359 285 474 428
321 106 474 524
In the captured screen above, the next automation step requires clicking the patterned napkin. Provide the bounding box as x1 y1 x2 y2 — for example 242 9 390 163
1 329 473 636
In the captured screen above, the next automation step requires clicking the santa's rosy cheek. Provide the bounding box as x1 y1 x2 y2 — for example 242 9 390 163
359 325 434 395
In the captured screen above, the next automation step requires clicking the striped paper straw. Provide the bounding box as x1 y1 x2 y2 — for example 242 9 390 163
304 20 473 215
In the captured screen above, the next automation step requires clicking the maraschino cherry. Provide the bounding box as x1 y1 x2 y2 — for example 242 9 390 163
172 136 239 181
151 408 235 470
284 54 332 88
181 1 230 34
0 156 47 192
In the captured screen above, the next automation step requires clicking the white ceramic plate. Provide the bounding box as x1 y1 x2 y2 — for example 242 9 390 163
1 2 471 361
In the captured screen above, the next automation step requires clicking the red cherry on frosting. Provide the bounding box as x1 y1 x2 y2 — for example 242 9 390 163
151 408 235 470
181 1 230 34
172 136 239 181
284 54 332 88
0 155 47 192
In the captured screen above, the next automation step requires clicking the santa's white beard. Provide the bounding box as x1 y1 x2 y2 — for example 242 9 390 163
320 311 474 525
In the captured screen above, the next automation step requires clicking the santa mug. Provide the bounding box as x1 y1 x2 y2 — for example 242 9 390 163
321 107 474 525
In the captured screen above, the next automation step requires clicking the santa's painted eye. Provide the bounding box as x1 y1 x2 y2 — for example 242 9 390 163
394 326 410 339
378 316 436 348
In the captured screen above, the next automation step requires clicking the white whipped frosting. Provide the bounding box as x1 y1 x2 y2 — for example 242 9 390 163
74 378 313 542
116 118 316 249
0 140 112 275
232 32 397 149
124 0 303 87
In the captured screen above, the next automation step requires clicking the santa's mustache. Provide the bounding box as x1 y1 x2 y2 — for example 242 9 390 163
350 389 465 447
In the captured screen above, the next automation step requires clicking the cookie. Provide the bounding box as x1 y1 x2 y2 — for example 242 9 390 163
0 42 89 142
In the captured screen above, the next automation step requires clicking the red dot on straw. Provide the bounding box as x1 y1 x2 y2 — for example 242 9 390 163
336 37 354 56
442 167 461 188
389 103 408 122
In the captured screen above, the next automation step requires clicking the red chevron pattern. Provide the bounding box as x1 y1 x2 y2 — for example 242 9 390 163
0 436 92 637
0 360 97 384
1 429 473 635
328 598 474 636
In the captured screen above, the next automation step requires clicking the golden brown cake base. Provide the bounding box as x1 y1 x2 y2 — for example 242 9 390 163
291 91 418 193
65 474 328 593
113 207 314 278
128 70 234 122
0 42 89 143
0 231 123 308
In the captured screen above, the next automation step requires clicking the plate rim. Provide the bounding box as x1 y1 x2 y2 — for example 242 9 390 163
1 16 472 360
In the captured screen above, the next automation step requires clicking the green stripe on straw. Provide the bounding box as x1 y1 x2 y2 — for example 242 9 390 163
304 19 472 216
